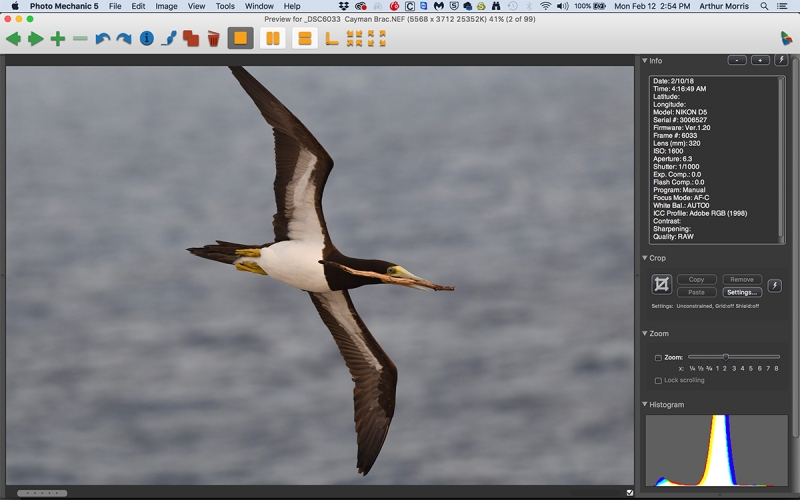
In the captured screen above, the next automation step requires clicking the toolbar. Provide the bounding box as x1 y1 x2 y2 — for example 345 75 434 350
1 13 798 53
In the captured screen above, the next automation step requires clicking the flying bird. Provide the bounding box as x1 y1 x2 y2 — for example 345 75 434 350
188 67 451 475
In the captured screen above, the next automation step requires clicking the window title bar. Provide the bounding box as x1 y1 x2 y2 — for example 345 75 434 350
4 0 800 12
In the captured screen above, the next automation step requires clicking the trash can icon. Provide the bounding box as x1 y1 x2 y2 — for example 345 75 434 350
208 31 220 47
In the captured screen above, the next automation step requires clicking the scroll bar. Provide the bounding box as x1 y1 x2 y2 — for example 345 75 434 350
793 59 798 438
779 76 785 243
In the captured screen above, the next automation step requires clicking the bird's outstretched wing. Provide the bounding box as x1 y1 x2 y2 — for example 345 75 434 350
308 290 397 475
229 66 335 245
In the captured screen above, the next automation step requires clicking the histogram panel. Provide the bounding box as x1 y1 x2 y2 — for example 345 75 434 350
645 415 787 487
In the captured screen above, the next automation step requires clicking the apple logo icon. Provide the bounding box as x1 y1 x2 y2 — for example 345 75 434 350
11 1 18 9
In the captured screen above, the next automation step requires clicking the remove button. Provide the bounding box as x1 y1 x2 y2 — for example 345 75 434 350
677 286 717 298
723 274 762 285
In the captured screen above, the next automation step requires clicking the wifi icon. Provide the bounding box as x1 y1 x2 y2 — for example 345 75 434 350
540 1 550 7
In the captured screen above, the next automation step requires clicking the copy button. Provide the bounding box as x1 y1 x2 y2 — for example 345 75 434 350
676 274 717 285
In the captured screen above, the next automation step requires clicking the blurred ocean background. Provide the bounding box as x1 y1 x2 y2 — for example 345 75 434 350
6 66 633 485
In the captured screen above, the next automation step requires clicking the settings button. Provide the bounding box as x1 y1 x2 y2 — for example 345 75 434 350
722 287 763 298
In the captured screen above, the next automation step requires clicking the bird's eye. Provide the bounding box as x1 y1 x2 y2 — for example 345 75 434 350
387 267 395 274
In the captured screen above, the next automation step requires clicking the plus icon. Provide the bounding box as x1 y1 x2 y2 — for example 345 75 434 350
50 31 65 46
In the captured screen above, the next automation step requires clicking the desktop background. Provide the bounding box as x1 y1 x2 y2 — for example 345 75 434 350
7 65 633 484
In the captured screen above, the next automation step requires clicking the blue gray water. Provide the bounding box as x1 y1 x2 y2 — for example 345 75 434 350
6 66 633 485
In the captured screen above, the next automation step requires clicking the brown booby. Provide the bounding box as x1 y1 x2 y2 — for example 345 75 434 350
188 66 445 475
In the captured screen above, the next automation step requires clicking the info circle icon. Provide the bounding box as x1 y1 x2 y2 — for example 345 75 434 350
140 31 154 46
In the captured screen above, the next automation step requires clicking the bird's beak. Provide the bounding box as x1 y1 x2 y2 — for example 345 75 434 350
384 266 430 291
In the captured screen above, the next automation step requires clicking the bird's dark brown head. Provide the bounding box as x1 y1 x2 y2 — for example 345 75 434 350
363 259 397 275
322 252 429 291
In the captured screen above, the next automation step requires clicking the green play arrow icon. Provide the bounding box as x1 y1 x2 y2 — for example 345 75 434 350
6 32 21 46
28 31 43 46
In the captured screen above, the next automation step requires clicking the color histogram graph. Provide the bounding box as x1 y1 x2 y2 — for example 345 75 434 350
646 415 787 487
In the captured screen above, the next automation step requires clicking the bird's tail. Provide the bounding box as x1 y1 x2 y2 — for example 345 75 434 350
187 240 272 265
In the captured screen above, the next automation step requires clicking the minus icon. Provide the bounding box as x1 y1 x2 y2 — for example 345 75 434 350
73 35 89 41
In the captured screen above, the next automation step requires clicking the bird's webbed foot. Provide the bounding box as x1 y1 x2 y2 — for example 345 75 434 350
235 261 268 275
235 248 262 257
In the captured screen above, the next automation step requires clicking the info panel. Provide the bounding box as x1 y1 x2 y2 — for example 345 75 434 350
636 54 796 494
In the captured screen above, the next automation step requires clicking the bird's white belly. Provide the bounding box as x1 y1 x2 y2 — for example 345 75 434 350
258 241 331 292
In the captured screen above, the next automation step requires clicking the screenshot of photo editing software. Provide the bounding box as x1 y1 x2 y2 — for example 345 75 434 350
1 3 799 499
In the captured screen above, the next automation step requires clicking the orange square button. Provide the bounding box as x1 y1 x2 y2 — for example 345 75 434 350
227 27 253 49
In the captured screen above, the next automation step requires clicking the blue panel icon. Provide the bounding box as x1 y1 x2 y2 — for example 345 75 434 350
140 30 154 46
161 30 177 46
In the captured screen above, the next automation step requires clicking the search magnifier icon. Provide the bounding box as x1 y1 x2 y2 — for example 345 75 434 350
761 1 768 8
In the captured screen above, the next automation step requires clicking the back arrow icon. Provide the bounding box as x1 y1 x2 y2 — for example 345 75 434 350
6 31 21 46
